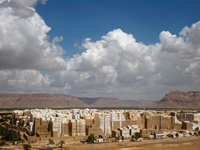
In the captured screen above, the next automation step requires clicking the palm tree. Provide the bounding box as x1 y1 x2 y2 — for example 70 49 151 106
87 134 96 143
59 140 65 148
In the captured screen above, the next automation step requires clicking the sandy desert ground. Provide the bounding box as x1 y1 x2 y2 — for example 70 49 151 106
0 137 200 150
67 138 200 150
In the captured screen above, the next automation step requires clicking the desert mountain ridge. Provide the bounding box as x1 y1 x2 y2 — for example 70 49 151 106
1 90 198 109
0 93 156 108
147 90 200 109
0 93 89 108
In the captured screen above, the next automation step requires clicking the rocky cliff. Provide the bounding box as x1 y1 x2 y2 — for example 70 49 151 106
148 90 200 108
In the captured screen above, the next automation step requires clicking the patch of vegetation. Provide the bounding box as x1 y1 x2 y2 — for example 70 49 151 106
59 140 65 148
23 144 31 150
0 125 21 141
132 132 142 141
48 139 54 144
0 114 11 123
0 141 6 146
87 134 96 143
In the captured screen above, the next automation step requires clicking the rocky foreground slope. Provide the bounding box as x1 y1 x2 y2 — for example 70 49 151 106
148 90 200 109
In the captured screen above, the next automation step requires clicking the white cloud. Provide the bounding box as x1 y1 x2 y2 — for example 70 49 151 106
179 26 190 37
159 31 174 42
74 43 82 49
47 29 162 99
0 0 66 71
0 0 46 18
60 23 200 99
160 21 200 59
184 62 198 73
0 69 71 94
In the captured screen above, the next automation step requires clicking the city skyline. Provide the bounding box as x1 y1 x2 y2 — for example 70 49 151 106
0 0 200 100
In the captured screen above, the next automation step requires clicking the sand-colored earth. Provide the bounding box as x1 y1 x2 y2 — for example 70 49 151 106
0 110 12 113
1 137 200 150
66 138 200 150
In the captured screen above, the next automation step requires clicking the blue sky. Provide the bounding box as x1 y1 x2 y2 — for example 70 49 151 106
1 0 200 100
36 0 200 57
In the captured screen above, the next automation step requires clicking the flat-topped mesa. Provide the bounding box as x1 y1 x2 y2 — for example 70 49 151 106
0 93 89 108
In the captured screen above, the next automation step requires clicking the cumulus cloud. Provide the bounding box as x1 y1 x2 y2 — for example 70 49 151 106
57 22 200 99
72 29 160 76
48 29 162 99
0 0 66 71
160 21 200 59
154 21 200 95
0 0 47 18
0 69 71 94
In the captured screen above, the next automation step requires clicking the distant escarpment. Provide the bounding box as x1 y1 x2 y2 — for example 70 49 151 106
147 90 200 109
0 93 89 108
0 93 157 108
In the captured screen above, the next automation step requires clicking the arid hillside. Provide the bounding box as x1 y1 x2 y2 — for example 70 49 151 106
0 93 158 108
4 91 200 109
0 93 89 108
148 90 200 109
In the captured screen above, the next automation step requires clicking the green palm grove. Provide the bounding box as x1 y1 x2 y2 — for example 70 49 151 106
0 125 21 141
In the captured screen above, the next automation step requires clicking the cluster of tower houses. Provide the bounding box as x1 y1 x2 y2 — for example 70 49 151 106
6 108 200 142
